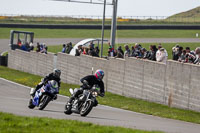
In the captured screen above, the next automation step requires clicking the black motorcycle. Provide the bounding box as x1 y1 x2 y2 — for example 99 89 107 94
64 86 100 117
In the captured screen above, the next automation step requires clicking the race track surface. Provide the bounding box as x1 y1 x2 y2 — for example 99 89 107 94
1 38 200 54
0 78 200 133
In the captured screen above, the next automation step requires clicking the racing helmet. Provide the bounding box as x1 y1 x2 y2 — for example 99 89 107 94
53 69 61 78
49 80 58 89
94 69 104 81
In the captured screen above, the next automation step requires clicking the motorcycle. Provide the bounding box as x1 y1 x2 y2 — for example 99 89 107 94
28 80 59 110
64 85 101 117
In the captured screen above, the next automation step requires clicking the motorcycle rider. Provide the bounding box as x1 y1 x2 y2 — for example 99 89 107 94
65 69 105 109
30 69 61 99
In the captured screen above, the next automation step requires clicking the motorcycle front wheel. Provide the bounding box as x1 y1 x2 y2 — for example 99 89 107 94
39 94 51 110
80 100 93 117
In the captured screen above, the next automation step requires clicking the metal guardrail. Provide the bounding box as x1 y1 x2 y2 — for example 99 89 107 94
1 23 200 29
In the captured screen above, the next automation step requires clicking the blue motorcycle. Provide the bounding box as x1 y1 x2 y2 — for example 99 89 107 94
28 80 59 110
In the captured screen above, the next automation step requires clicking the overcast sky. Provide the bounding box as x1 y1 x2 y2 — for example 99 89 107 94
0 0 200 17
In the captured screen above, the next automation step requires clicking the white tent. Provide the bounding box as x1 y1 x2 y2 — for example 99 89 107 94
69 38 108 56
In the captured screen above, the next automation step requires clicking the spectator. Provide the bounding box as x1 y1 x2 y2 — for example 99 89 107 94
124 44 130 57
75 45 83 56
117 46 124 55
187 51 196 63
185 47 191 63
172 44 180 60
82 47 89 55
66 42 73 54
156 45 162 61
130 46 135 57
178 50 186 62
89 41 95 49
108 42 114 57
88 43 97 57
156 48 168 64
28 42 34 51
36 42 40 52
94 46 100 57
40 43 47 54
20 44 28 51
177 46 183 60
62 44 66 53
141 48 150 59
89 49 98 57
115 46 124 58
148 45 157 61
133 43 142 57
194 47 200 65
17 39 22 47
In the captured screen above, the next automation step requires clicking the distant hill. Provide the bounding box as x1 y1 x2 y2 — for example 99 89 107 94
168 6 200 19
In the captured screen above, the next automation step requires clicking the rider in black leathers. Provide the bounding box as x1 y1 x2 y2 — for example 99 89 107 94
30 69 61 97
66 69 105 109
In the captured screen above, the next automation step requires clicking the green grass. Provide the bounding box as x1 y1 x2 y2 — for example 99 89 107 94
47 42 200 59
0 112 161 133
1 27 200 39
2 51 8 56
1 65 200 124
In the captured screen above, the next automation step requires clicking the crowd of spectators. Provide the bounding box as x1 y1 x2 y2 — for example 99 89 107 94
17 39 34 52
35 42 48 54
172 44 200 65
62 42 73 54
108 43 168 64
63 42 100 57
60 41 200 65
18 39 48 54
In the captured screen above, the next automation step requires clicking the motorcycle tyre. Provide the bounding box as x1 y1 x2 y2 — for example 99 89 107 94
39 94 51 110
80 100 93 117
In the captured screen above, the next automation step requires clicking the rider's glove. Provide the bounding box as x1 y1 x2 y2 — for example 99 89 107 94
83 80 88 85
83 80 90 88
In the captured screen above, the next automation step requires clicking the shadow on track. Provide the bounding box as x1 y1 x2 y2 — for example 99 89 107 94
37 109 64 114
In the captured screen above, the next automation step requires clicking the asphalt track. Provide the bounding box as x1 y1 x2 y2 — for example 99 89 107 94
1 38 200 54
0 78 200 133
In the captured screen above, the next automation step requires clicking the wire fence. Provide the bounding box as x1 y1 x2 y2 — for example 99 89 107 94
0 14 199 24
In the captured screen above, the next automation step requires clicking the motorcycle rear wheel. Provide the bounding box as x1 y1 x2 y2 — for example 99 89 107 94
80 100 93 117
39 94 51 110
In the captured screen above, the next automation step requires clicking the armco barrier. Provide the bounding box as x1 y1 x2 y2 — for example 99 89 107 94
1 23 200 29
8 50 200 112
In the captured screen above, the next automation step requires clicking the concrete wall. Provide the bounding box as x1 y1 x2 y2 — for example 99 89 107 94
8 50 55 77
166 60 200 111
8 50 200 112
56 53 200 112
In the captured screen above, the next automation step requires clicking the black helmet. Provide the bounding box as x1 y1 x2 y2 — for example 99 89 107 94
53 69 61 78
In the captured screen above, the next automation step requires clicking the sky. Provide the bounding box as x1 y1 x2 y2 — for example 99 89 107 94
0 0 200 17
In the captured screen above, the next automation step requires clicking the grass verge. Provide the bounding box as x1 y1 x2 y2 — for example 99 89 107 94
1 27 200 39
0 112 162 133
0 66 200 124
